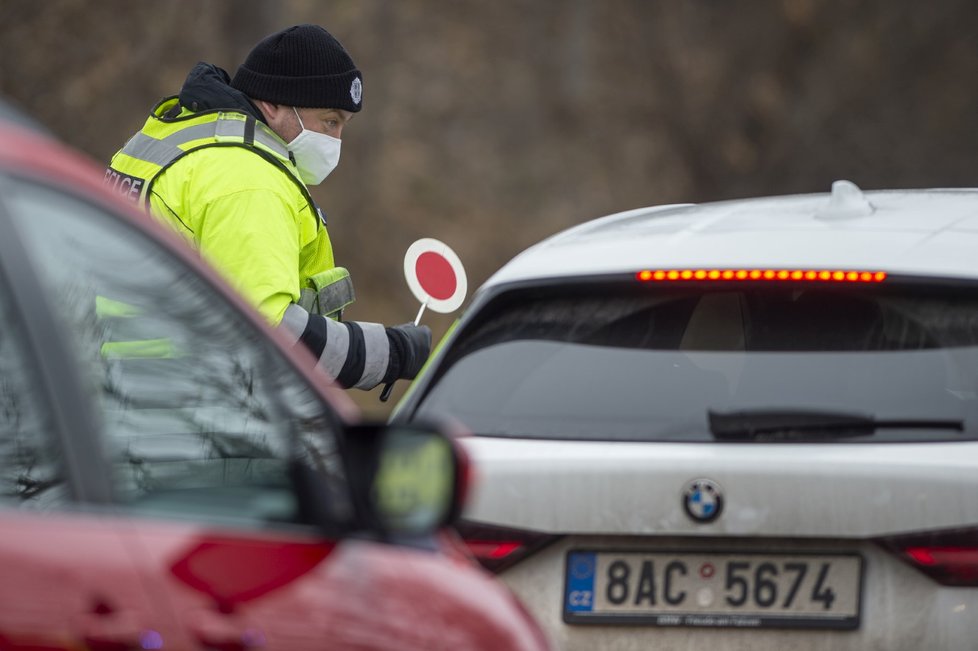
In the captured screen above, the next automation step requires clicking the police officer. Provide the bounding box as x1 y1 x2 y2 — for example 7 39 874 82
107 24 430 390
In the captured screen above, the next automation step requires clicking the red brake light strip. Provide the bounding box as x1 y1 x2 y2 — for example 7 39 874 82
905 546 978 567
636 269 887 283
464 540 524 560
901 546 978 585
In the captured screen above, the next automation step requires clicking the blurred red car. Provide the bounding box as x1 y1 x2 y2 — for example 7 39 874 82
0 102 550 651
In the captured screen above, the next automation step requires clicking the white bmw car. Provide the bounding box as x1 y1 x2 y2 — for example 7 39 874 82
393 182 978 651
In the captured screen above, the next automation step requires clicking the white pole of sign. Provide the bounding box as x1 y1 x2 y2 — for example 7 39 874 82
414 300 428 326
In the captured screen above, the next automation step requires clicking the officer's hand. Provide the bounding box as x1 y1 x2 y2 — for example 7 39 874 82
386 323 432 381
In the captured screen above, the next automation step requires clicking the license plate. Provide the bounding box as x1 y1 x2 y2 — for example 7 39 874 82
564 550 862 629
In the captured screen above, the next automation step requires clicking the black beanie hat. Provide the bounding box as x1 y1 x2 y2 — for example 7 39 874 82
231 24 363 112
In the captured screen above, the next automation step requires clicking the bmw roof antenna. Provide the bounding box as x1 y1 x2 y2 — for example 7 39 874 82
817 179 876 220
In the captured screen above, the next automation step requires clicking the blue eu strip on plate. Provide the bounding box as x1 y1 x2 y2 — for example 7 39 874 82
565 551 597 612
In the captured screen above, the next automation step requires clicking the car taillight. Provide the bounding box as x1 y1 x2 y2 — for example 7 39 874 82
878 527 978 586
444 433 473 525
455 520 559 573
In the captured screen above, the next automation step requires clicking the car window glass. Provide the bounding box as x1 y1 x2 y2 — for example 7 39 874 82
417 285 978 443
4 180 351 528
0 277 66 509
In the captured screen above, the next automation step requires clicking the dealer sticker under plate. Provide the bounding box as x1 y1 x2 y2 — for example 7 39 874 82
564 550 862 629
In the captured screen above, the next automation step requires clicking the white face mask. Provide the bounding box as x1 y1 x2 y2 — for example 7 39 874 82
287 107 341 185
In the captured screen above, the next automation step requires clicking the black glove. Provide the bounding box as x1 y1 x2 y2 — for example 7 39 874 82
385 323 432 382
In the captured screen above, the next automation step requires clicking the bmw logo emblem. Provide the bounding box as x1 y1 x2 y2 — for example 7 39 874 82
682 478 723 523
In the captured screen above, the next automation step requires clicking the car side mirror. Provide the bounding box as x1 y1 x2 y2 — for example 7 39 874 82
340 421 469 538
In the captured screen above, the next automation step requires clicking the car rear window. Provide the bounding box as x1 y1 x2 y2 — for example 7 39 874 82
413 282 978 442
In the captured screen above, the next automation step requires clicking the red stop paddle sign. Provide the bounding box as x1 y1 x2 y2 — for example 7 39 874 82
404 238 467 313
380 238 468 402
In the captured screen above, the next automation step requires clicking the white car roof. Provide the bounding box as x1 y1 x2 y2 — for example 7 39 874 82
484 182 978 288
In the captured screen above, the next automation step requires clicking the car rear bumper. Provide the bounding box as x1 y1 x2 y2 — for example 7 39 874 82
498 534 978 651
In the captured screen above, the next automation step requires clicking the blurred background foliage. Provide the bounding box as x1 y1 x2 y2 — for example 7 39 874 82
1 0 976 415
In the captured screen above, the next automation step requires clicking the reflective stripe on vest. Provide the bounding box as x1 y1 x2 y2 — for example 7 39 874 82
119 113 289 167
105 96 311 210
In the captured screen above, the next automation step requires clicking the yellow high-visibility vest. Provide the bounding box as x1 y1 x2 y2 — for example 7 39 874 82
106 97 353 324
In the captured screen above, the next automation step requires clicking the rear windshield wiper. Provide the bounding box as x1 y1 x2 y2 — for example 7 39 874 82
708 409 964 441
